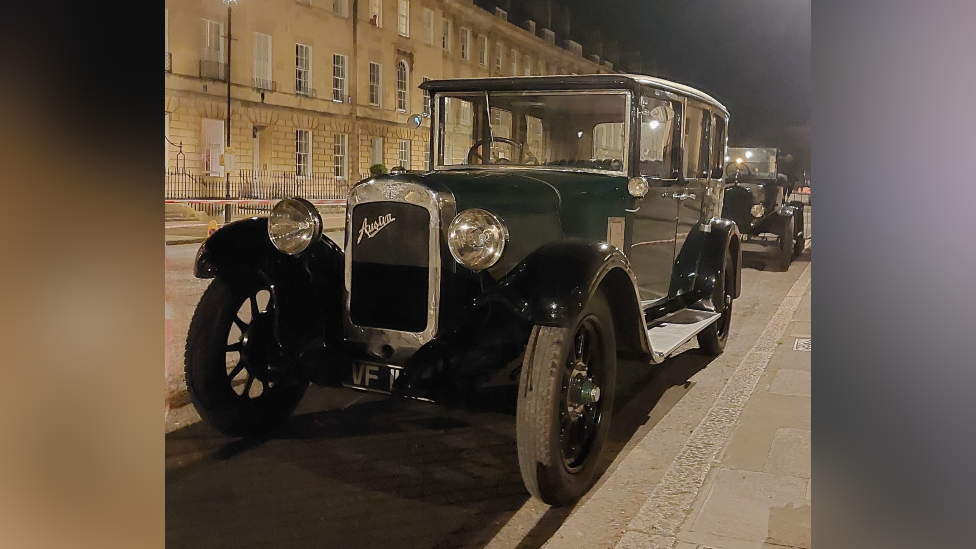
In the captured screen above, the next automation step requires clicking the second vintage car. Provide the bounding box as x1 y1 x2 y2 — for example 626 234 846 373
185 74 742 506
723 147 805 269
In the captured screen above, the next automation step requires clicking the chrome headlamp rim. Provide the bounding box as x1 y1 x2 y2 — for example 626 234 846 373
447 208 509 271
268 197 323 255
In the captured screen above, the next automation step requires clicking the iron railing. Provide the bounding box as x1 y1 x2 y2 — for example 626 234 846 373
199 60 227 81
165 169 350 201
165 52 172 73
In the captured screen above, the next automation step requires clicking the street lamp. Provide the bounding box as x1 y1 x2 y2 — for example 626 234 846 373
223 0 238 224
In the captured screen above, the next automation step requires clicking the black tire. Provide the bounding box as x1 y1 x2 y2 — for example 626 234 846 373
792 208 806 258
516 290 617 507
777 215 795 271
184 278 308 437
698 251 735 356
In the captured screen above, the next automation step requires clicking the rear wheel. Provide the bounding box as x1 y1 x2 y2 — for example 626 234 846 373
777 216 795 271
516 290 616 507
184 278 308 437
792 207 806 257
698 251 735 356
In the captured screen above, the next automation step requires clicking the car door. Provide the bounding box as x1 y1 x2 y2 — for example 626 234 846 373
625 90 682 304
673 99 711 290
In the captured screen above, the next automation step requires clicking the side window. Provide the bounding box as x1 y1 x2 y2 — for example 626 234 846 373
682 104 710 179
639 95 678 179
710 114 726 179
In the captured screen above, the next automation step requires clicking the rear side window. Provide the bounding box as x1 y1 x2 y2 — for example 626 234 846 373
710 114 727 179
682 104 710 179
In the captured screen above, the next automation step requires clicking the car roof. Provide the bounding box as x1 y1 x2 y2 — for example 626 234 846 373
420 73 728 116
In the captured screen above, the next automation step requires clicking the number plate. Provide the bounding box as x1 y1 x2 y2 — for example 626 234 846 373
342 361 402 394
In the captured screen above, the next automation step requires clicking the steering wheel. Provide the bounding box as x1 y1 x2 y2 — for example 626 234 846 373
467 137 525 164
725 162 753 183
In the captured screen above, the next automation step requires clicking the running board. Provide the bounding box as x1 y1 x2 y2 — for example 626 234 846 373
646 308 722 363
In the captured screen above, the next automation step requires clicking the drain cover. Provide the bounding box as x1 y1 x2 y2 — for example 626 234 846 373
793 338 811 351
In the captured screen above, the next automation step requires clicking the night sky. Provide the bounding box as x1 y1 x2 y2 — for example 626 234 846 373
567 0 811 146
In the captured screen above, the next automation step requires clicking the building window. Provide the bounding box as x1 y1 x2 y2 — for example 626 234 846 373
296 130 311 176
422 8 434 45
296 43 312 95
369 62 381 106
422 76 431 115
334 133 348 179
397 0 409 36
253 32 272 90
333 54 347 102
495 42 503 73
333 0 348 17
202 118 225 176
442 18 452 52
398 139 411 168
478 35 488 66
371 137 384 167
424 140 430 171
369 0 382 27
460 101 471 124
460 28 470 60
510 48 518 75
523 55 532 76
202 19 225 79
396 61 408 112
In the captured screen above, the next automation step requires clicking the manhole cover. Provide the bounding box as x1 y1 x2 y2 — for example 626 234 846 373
793 338 811 351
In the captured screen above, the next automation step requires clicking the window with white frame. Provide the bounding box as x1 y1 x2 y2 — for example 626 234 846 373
478 35 488 66
371 137 384 166
202 19 224 79
253 33 272 90
369 62 381 106
369 0 382 27
510 48 518 75
296 43 311 95
396 61 408 112
333 0 349 17
422 76 431 115
424 140 430 171
398 139 410 168
332 54 347 101
460 28 471 60
397 0 409 36
460 101 471 124
202 118 224 176
495 42 503 73
442 18 452 52
296 130 311 176
334 133 348 179
523 55 532 76
422 8 434 45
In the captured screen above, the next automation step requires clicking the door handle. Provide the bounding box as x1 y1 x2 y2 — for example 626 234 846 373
671 192 697 201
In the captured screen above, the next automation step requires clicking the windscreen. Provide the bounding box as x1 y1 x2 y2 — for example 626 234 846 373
436 90 630 174
727 147 778 179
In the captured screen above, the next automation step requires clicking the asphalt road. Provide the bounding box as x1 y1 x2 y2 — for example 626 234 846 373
165 236 805 549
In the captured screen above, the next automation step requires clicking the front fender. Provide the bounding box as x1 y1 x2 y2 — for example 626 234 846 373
690 218 742 302
477 239 651 359
194 218 345 353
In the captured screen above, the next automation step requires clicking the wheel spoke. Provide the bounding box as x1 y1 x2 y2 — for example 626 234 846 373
244 373 255 398
233 315 248 331
227 341 242 352
250 294 260 318
227 361 245 380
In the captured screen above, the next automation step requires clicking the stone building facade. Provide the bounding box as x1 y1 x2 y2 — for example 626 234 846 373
164 0 613 191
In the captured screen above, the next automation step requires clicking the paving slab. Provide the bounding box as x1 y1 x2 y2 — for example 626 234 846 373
764 428 811 479
768 370 811 397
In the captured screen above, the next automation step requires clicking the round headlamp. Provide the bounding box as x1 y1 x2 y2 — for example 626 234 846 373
268 197 323 255
447 209 508 271
751 204 765 218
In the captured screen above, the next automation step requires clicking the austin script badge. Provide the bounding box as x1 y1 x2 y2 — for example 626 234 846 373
357 213 396 244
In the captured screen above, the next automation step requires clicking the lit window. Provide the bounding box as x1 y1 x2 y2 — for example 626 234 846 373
396 61 409 112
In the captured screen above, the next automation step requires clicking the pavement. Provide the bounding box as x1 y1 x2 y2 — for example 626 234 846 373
164 231 812 549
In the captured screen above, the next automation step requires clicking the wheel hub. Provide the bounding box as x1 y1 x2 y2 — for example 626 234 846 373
239 312 275 382
567 361 601 420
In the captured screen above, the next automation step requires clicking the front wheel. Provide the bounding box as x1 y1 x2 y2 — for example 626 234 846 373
777 215 795 271
184 278 308 437
698 251 735 355
516 290 617 507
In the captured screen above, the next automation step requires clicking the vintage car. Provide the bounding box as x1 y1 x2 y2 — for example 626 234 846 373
722 147 805 269
185 74 742 506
